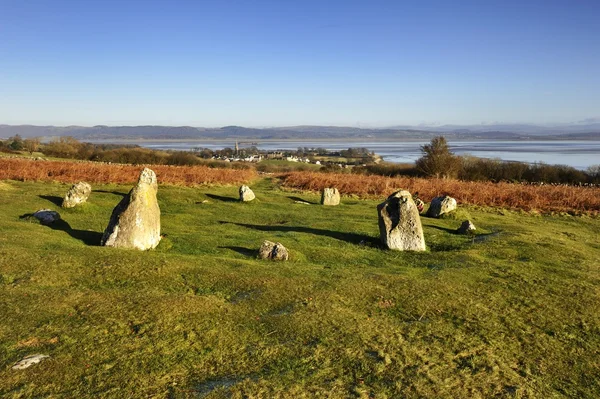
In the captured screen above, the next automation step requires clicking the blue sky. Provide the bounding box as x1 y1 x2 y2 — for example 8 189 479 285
0 0 599 127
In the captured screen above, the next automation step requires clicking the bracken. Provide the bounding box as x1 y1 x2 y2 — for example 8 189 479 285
280 171 600 214
0 158 257 186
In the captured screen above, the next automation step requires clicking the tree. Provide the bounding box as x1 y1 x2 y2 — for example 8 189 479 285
23 137 41 155
8 135 24 151
415 136 461 179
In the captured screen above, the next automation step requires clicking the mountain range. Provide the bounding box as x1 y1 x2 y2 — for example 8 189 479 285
1 122 599 141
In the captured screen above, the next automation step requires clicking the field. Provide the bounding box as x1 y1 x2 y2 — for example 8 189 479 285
1 170 599 398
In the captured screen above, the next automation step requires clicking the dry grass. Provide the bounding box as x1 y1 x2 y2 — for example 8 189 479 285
0 158 257 186
280 171 600 214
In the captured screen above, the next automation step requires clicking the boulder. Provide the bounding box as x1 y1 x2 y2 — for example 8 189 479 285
32 209 61 225
101 168 161 250
426 195 457 218
62 181 91 208
239 185 255 202
258 240 289 261
321 188 340 206
457 220 476 234
377 190 426 251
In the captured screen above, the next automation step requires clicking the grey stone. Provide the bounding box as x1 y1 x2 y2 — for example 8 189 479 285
321 188 340 206
377 190 426 251
426 195 457 218
457 220 476 234
32 209 61 225
101 168 161 250
239 185 255 202
12 354 50 370
62 181 91 208
258 240 289 261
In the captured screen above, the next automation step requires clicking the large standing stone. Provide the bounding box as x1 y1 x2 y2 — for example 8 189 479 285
321 188 340 206
101 168 161 250
377 190 426 251
258 240 289 261
62 181 91 208
239 185 255 202
426 195 457 218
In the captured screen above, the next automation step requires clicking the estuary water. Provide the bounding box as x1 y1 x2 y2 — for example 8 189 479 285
100 139 600 170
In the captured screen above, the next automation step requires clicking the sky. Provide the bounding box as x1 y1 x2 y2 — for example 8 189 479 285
0 0 599 127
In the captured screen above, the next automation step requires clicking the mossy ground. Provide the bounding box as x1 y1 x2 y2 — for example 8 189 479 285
0 178 599 398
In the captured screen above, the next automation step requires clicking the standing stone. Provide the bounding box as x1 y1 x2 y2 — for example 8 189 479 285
62 181 92 208
457 220 476 234
377 190 426 251
321 188 340 206
258 240 289 261
101 168 161 250
239 185 255 202
426 195 457 218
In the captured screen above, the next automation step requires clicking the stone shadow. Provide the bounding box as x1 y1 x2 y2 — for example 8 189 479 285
220 221 379 246
428 225 458 234
39 195 63 207
287 196 317 205
20 213 103 246
218 246 257 257
94 190 127 197
206 194 239 203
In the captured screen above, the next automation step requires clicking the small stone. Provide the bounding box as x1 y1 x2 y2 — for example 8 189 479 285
426 195 457 218
32 209 61 225
239 185 255 202
62 181 91 208
12 354 50 370
377 190 426 251
457 220 476 234
414 198 425 213
258 240 289 261
321 188 340 206
294 200 311 205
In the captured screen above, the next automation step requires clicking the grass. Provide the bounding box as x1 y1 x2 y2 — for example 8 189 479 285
0 177 599 398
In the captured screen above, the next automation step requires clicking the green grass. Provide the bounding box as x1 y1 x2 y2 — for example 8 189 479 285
0 178 599 398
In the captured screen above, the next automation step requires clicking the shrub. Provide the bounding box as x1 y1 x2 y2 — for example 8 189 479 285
415 136 461 179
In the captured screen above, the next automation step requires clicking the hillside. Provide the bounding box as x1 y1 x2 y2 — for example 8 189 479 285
0 168 599 397
2 124 600 141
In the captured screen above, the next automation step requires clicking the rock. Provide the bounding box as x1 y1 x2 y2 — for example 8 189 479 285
321 188 340 206
377 190 426 251
32 209 61 225
414 198 425 213
62 181 91 208
101 168 161 250
258 240 289 261
426 195 457 218
295 200 311 205
12 354 50 370
239 185 255 202
457 220 476 234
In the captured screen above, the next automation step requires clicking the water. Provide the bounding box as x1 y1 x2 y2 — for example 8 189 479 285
95 139 600 170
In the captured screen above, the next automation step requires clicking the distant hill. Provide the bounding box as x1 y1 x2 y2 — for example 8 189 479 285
1 123 599 140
